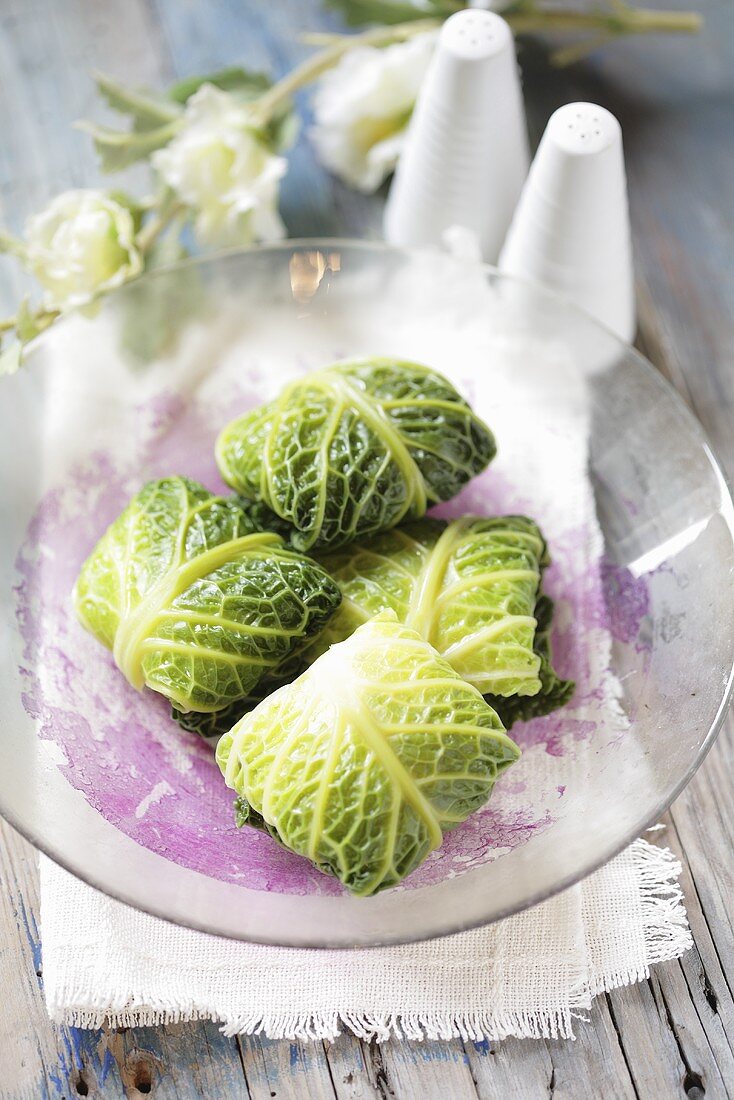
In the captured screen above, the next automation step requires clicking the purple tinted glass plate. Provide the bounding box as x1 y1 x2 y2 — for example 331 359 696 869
1 242 732 947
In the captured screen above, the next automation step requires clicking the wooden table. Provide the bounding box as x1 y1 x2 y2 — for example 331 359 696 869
1 1 732 1096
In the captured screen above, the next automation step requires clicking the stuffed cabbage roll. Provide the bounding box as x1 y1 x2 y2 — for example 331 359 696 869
73 477 341 713
215 357 496 552
216 613 520 895
488 593 574 726
309 515 573 724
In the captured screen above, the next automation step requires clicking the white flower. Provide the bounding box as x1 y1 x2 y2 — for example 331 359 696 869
153 84 287 248
25 190 143 311
310 32 437 194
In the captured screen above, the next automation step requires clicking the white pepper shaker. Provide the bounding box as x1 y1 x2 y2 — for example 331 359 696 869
384 9 530 264
499 102 636 342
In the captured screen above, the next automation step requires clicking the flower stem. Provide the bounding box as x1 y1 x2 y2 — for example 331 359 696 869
0 230 27 260
135 200 186 254
34 309 60 333
253 19 441 124
506 6 701 37
550 32 614 66
0 307 59 336
254 0 701 115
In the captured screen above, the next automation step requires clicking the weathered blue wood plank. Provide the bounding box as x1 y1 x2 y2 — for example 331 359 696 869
0 820 128 1100
104 1021 250 1099
237 1035 338 1099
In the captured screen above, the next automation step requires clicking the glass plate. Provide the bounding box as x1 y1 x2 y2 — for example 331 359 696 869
1 241 732 947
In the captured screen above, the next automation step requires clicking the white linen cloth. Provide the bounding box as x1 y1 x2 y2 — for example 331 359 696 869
41 839 690 1042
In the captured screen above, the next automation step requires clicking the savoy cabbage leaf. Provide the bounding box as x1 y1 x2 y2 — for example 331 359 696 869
73 477 341 712
171 698 249 740
217 613 520 895
486 594 575 728
215 358 496 552
309 515 569 704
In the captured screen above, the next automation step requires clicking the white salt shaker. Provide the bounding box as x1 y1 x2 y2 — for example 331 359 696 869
498 102 636 343
383 9 530 264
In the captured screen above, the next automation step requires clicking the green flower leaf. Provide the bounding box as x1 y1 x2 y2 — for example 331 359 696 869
168 67 297 153
77 118 181 173
93 71 181 129
0 340 23 376
268 103 299 152
324 0 461 26
106 189 148 233
168 67 271 105
0 230 26 259
15 298 44 343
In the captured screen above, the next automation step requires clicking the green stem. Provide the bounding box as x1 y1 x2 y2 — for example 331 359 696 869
253 0 701 115
0 230 27 260
506 6 701 35
135 200 186 254
0 307 59 337
551 32 614 65
253 18 441 124
33 309 60 333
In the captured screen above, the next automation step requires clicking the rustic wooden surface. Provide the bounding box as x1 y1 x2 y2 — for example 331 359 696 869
1 0 733 1097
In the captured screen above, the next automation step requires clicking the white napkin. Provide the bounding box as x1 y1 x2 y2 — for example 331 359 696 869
41 838 690 1041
